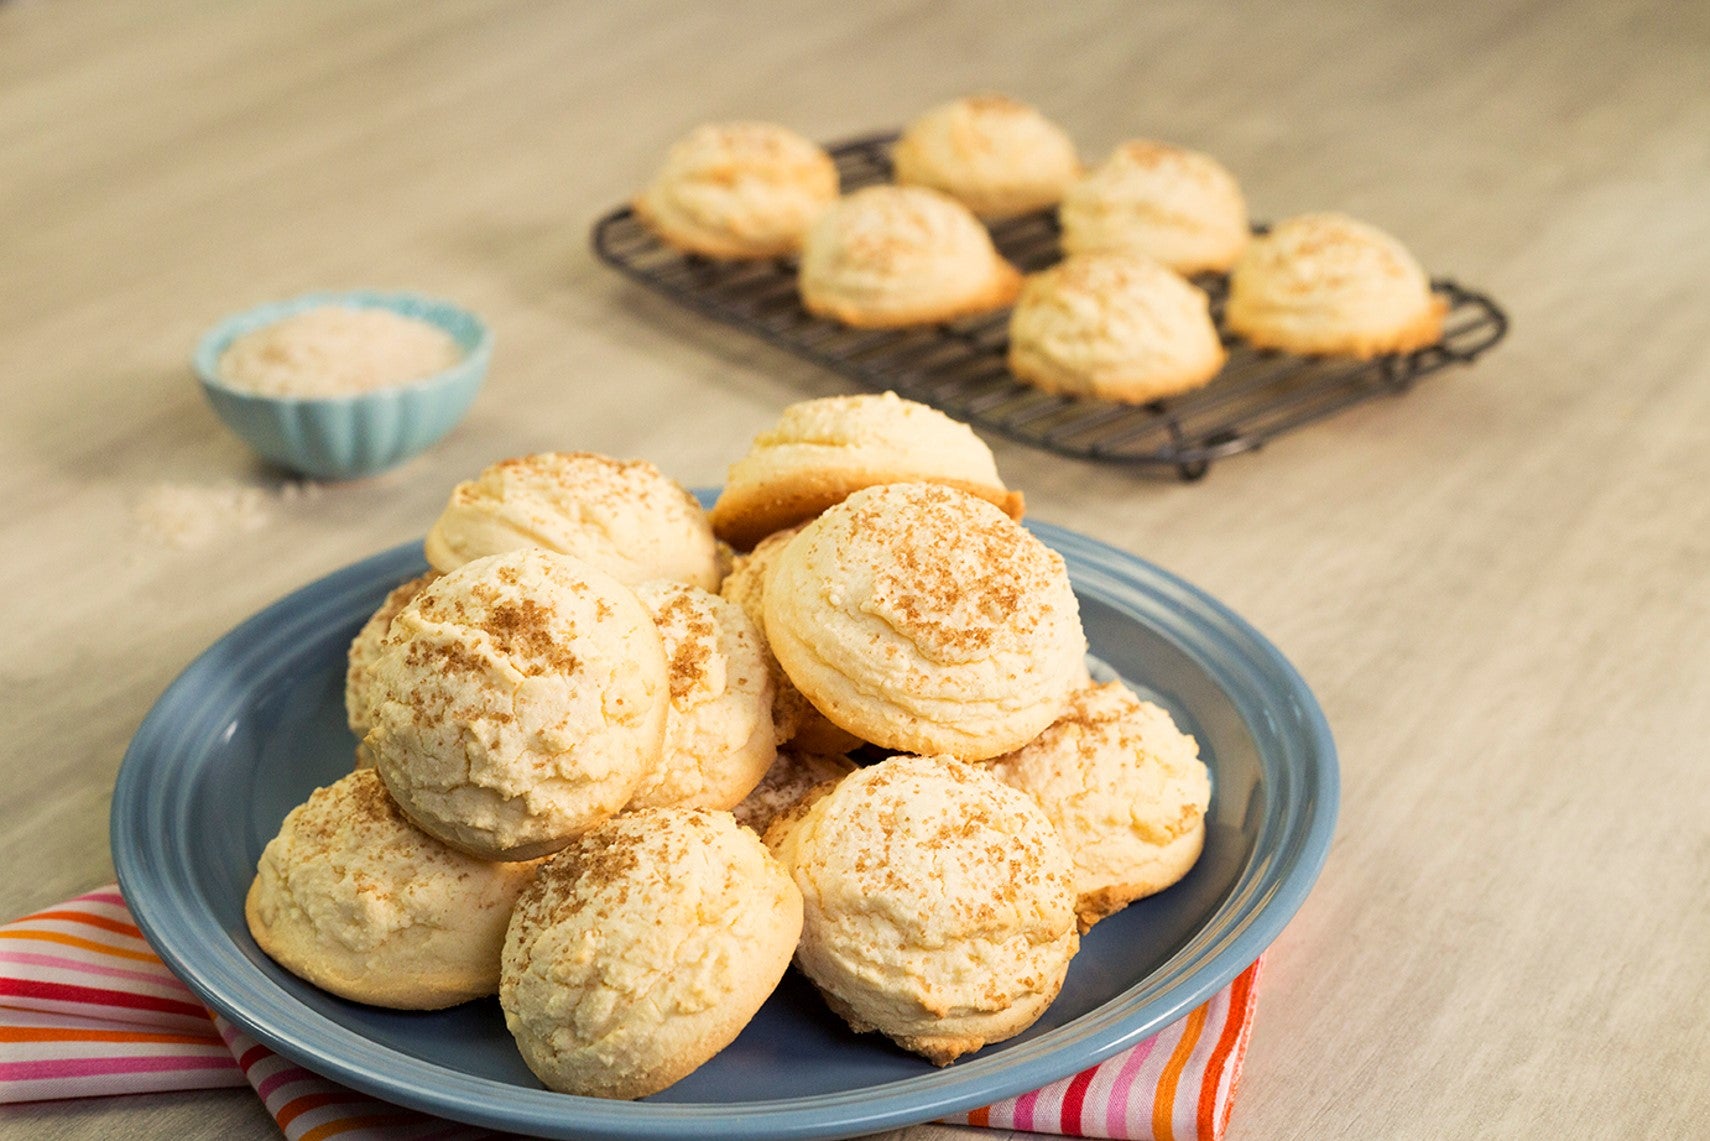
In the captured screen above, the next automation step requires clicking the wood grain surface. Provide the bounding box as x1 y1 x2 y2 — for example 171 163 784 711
2 2 1707 1138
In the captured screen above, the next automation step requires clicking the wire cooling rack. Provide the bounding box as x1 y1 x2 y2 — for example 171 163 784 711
591 133 1509 479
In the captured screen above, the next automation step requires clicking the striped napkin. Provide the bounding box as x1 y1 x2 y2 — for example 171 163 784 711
1 887 1261 1140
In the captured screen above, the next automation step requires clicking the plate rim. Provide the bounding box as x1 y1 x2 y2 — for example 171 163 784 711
111 520 1338 1141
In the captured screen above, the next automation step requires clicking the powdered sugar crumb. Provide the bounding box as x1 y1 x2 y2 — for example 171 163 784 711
133 480 322 549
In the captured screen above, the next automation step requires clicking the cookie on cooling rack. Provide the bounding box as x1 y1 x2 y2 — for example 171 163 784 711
1059 140 1250 276
1224 212 1447 358
709 391 1023 551
625 581 776 811
768 754 1079 1065
798 185 1022 328
763 482 1085 762
1007 252 1226 404
501 808 802 1099
245 768 541 1009
364 548 669 860
423 451 721 591
632 121 840 260
891 93 1081 219
986 681 1212 931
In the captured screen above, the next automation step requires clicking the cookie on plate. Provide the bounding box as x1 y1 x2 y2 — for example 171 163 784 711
632 121 840 260
364 548 669 860
891 93 1081 219
1007 252 1225 404
769 754 1079 1064
245 768 541 1009
501 808 802 1099
625 581 776 811
798 185 1022 328
1223 212 1447 358
719 524 862 753
423 452 721 591
732 746 856 838
985 681 1211 930
763 482 1086 761
709 391 1023 551
1059 140 1249 276
344 571 439 746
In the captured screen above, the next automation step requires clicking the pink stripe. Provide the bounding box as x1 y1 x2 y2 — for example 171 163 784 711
75 892 130 909
256 1064 323 1101
1010 1084 1042 1132
0 1068 248 1106
0 1054 238 1082
0 949 195 992
1104 1033 1162 1137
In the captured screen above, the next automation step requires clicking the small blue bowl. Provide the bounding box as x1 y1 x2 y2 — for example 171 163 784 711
193 291 492 480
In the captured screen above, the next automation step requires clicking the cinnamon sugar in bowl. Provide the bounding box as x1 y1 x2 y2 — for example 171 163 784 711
194 291 491 479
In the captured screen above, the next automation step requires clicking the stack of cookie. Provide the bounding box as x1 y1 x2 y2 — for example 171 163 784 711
631 97 1447 408
255 453 800 1100
248 393 1212 1096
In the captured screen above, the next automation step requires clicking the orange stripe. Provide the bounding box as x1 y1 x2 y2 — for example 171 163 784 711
0 1026 221 1046
1218 963 1264 1138
298 1112 421 1140
1196 965 1258 1139
276 1091 375 1129
1152 1001 1209 1141
965 1105 991 1127
26 910 145 939
0 930 162 963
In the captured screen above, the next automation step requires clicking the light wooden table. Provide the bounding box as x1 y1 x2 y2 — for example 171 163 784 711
3 2 1707 1138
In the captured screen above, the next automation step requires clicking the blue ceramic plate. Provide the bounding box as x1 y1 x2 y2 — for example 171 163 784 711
111 516 1336 1141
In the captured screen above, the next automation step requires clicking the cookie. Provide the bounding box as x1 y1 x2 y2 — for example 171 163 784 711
500 808 802 1099
732 747 856 838
710 391 1023 551
891 93 1081 219
763 482 1085 761
632 121 840 260
626 581 776 810
985 681 1211 930
1224 212 1447 358
423 452 721 590
245 769 541 1009
709 392 1023 553
1059 140 1250 275
718 525 861 752
798 185 1022 328
769 754 1079 1064
1007 252 1226 403
344 571 439 743
364 548 669 860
